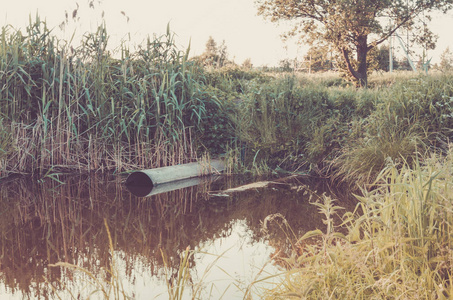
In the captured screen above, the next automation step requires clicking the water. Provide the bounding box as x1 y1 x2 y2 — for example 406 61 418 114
0 174 354 299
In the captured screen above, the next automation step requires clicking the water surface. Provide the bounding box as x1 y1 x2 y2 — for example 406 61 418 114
0 174 354 299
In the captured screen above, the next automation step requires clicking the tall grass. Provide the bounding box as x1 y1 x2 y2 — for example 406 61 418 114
331 73 453 186
0 17 218 176
262 148 453 299
231 73 381 173
222 69 453 181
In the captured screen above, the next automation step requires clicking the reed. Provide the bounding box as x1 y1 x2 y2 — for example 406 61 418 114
3 15 452 181
0 17 218 177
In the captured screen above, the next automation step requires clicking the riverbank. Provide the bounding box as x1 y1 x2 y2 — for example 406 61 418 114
2 18 453 187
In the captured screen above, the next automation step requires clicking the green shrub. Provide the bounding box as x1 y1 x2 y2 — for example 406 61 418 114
195 86 237 154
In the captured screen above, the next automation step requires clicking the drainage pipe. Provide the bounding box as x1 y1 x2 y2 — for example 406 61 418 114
125 159 225 189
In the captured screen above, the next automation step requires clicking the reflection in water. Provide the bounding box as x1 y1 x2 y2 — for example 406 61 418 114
0 174 354 299
126 175 222 197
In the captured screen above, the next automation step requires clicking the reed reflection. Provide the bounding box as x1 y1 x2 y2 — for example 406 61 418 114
0 175 349 298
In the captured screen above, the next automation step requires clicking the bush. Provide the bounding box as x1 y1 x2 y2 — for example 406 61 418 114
195 86 238 154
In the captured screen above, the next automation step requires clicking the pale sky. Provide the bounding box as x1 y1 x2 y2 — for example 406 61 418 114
2 0 453 66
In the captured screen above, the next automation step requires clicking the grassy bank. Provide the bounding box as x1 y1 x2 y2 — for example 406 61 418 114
210 69 453 297
1 17 453 184
211 68 453 184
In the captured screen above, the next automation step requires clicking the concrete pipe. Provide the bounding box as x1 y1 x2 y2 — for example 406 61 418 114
125 159 225 196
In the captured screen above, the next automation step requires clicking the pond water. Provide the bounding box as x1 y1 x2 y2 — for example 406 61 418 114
0 174 355 299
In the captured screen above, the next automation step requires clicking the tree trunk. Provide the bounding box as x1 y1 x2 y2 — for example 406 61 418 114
356 35 368 87
341 35 369 87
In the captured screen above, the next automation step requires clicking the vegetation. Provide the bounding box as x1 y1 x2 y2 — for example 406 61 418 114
0 15 452 188
439 46 453 71
256 0 453 86
1 17 453 186
190 36 232 69
1 3 453 299
210 69 453 185
261 148 453 299
0 18 231 177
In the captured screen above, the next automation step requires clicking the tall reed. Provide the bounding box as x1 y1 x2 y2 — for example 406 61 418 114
0 17 215 176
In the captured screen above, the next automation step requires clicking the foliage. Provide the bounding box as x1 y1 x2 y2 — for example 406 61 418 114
195 86 237 154
368 44 401 72
2 15 453 184
332 119 428 186
256 0 453 86
234 75 365 171
331 73 453 186
204 65 269 94
241 58 253 69
304 45 335 72
229 71 453 183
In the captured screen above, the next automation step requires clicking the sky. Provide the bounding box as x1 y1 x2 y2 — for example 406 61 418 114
2 0 453 67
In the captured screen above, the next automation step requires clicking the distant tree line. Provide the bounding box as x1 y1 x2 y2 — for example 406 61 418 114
278 45 453 73
192 36 453 74
191 36 253 70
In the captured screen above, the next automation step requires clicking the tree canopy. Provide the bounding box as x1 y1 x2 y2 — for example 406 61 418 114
256 0 453 86
192 36 230 68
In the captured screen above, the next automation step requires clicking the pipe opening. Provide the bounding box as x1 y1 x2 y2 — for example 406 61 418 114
125 172 154 197
125 172 154 187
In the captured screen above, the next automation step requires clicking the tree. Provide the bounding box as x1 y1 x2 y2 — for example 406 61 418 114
242 58 253 69
304 45 334 72
256 0 453 86
369 45 400 72
279 58 294 72
193 36 231 68
203 36 218 67
439 46 453 71
217 40 229 67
